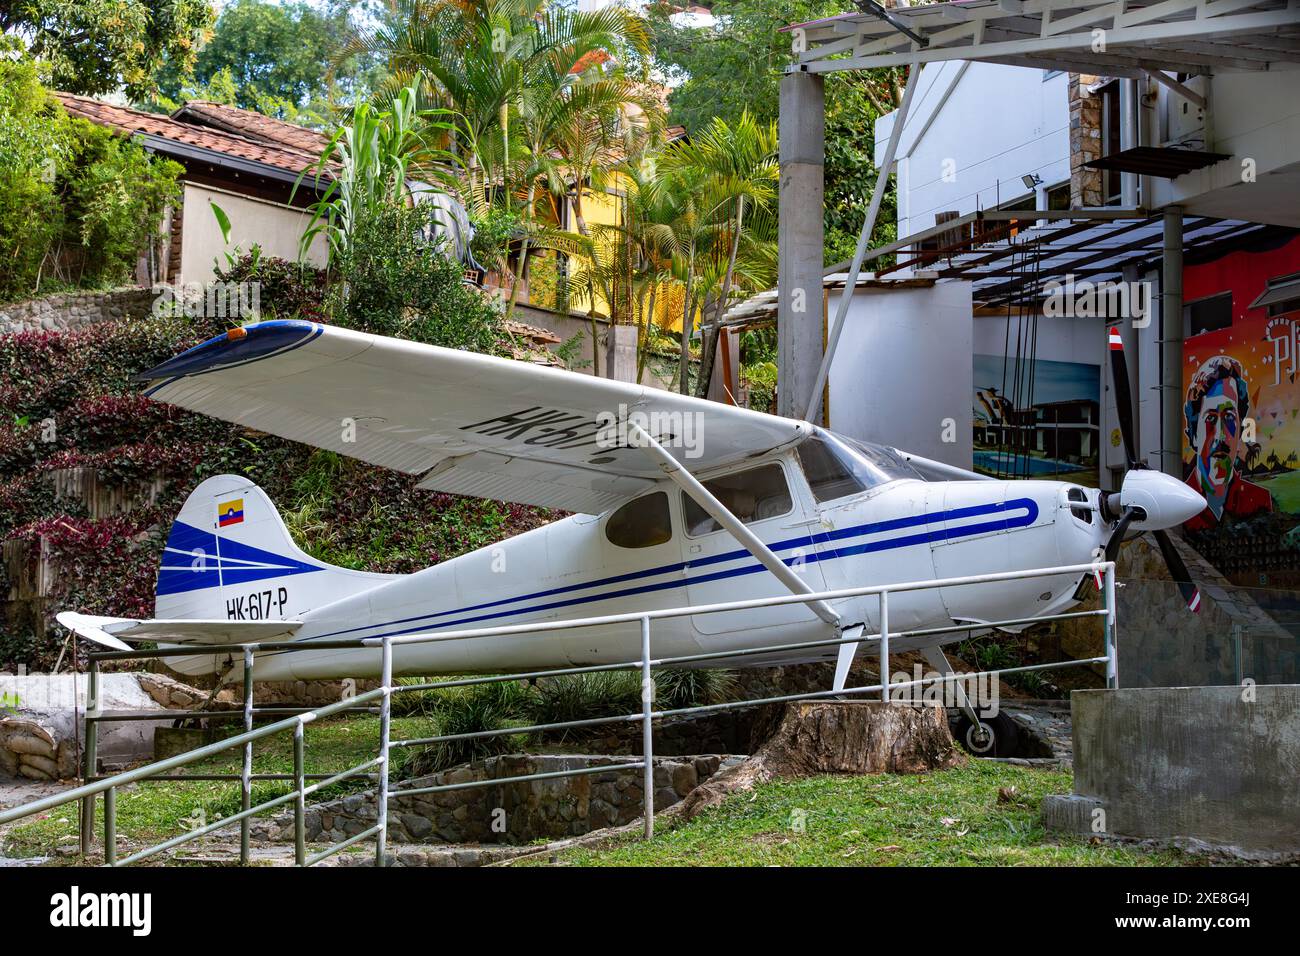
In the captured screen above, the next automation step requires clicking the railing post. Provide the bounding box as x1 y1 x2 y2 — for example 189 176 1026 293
879 591 891 702
240 646 254 866
294 720 306 867
1104 564 1119 689
103 786 116 866
375 637 393 866
79 658 100 858
640 616 654 840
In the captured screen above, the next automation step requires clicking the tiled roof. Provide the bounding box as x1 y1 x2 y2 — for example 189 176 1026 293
172 101 331 155
55 93 326 179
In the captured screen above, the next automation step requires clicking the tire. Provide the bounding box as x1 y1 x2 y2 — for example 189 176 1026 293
951 711 1021 758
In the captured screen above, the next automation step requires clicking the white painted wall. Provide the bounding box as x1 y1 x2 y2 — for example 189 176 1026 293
876 62 1071 241
828 281 974 469
179 183 328 284
1150 71 1300 228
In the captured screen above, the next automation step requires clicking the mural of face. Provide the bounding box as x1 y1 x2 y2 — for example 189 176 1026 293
1195 378 1241 496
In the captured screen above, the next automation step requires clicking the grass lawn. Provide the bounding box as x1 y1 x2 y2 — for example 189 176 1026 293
0 714 438 859
523 761 1195 867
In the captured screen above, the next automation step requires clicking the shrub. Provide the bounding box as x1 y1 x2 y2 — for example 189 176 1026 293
397 678 535 777
330 200 505 353
214 251 327 321
529 671 644 739
654 668 739 710
0 54 182 302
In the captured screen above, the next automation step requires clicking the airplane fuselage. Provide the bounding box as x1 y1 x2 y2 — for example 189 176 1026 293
241 437 1107 682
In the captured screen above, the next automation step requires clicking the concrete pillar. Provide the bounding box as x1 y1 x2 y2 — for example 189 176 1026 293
1161 207 1184 478
606 322 639 383
777 70 825 422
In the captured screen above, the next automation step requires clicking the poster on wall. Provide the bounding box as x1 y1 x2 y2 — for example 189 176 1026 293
972 354 1100 487
1182 314 1300 587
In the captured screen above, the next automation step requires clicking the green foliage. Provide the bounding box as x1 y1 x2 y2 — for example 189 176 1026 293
530 671 644 737
152 0 376 120
531 762 1191 867
653 668 739 711
330 199 505 352
298 85 460 262
824 75 898 267
213 250 328 321
646 1 899 269
2 0 215 99
646 0 841 132
397 679 535 776
0 57 183 302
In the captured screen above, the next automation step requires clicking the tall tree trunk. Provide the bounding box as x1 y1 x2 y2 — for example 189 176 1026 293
504 182 536 325
694 196 745 400
679 242 695 395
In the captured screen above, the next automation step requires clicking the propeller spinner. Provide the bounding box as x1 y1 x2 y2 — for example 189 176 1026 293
1104 326 1205 611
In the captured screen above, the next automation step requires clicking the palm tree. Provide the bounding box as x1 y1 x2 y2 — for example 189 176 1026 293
661 111 778 398
296 84 461 263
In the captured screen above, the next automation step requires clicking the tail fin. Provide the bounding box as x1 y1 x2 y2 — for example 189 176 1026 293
156 475 397 621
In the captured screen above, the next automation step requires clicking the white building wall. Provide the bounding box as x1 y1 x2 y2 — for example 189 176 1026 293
828 282 974 469
876 62 1071 240
179 183 328 284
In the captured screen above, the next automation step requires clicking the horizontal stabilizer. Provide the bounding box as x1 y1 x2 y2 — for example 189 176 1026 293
57 612 301 649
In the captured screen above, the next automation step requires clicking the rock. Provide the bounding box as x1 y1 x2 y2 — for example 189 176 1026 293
671 762 698 796
401 814 433 840
4 730 56 758
18 752 59 777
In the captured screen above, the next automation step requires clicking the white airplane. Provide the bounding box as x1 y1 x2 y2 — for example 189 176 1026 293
58 321 1205 752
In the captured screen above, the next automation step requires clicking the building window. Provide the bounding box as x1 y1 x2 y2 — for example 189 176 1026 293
606 491 673 549
1185 293 1233 338
1249 273 1300 317
1098 81 1123 205
1046 181 1071 210
682 464 792 536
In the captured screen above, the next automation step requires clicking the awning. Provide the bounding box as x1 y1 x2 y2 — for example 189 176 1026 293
786 0 1300 77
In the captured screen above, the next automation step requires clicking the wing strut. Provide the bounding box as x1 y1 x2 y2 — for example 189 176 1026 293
627 422 840 627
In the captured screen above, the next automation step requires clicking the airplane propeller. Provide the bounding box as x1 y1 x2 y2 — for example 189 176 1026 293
1102 326 1203 612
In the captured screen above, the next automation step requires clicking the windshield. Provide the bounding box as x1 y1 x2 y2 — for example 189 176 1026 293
816 429 920 486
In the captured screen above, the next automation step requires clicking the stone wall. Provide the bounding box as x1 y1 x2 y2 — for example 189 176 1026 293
1069 73 1104 207
1118 533 1294 687
252 753 742 846
0 286 157 335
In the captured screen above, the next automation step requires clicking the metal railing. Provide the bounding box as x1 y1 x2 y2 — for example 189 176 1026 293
0 561 1117 866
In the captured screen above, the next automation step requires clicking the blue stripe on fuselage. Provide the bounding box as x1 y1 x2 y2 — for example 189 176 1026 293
280 496 1039 649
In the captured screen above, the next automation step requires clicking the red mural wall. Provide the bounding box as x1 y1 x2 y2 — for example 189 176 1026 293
1181 233 1300 587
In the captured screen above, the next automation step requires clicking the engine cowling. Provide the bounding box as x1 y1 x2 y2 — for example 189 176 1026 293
1114 469 1206 531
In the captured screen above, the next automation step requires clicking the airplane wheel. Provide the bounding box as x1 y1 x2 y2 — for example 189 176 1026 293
951 712 1020 757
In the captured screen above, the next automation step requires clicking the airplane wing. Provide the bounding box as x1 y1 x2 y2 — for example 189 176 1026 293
134 320 811 513
57 612 302 650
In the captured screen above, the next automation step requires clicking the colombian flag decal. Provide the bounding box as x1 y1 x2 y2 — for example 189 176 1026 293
218 498 245 527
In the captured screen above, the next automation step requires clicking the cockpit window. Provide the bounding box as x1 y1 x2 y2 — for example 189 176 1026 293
682 464 793 536
605 491 673 548
798 431 921 503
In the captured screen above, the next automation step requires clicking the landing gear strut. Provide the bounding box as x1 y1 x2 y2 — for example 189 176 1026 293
921 647 1020 757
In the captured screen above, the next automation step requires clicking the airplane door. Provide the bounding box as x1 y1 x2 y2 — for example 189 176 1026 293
679 459 827 637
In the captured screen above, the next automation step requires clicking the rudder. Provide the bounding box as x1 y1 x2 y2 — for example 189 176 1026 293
156 475 397 622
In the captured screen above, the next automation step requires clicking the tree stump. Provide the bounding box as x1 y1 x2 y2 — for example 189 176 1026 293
674 701 966 821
